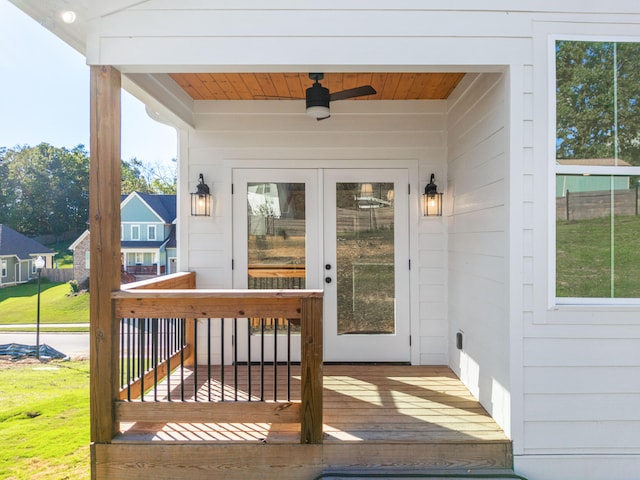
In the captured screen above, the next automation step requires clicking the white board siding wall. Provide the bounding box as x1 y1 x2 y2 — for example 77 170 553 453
513 18 640 474
180 100 448 365
446 73 510 432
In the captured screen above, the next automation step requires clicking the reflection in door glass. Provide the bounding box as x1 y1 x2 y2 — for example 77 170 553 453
336 183 395 335
247 183 306 333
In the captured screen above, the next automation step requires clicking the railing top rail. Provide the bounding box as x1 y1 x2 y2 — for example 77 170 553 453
112 289 323 319
122 271 196 291
113 289 323 299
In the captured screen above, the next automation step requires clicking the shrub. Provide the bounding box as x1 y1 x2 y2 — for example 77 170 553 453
68 279 79 294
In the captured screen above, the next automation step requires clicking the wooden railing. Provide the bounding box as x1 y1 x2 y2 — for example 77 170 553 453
248 265 306 289
122 265 166 275
102 272 324 444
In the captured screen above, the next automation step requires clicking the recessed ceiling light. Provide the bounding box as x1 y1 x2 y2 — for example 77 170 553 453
61 11 76 24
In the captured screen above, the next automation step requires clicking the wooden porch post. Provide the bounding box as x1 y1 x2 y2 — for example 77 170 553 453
89 66 122 444
300 296 323 444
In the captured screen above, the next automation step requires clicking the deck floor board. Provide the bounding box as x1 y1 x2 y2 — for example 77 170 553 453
117 365 508 445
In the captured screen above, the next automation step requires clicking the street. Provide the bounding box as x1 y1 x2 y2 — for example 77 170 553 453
0 331 89 358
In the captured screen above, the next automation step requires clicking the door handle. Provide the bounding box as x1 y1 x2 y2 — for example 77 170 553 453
325 264 332 270
325 277 332 284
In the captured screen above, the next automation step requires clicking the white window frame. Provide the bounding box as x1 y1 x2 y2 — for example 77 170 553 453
148 225 157 241
552 34 640 307
131 224 140 241
85 251 90 269
135 252 144 265
1 260 6 278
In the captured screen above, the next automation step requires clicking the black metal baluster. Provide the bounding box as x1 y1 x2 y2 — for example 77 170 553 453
153 318 158 401
193 318 197 401
207 318 211 402
274 317 278 401
287 319 291 401
247 318 252 401
126 319 131 401
180 318 185 402
146 318 151 371
120 319 124 389
233 317 238 401
166 318 171 401
140 318 146 401
220 318 225 402
260 318 265 401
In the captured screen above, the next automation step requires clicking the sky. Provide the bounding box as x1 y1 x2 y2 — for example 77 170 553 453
0 1 177 167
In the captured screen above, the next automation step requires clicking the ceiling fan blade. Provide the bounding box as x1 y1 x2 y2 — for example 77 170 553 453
330 85 376 102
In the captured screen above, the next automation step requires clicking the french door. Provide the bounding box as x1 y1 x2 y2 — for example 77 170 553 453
233 168 410 363
323 169 410 362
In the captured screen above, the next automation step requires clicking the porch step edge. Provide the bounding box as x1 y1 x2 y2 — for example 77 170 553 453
315 469 527 480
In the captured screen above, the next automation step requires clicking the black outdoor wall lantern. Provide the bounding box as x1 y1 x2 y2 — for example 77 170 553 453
422 173 443 216
190 173 212 216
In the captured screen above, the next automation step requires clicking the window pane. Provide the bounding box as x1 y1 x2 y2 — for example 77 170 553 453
247 182 305 334
556 41 640 166
247 182 306 289
335 182 395 335
556 175 640 297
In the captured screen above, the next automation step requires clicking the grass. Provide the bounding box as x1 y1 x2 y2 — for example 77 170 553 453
557 215 640 297
0 282 89 325
46 241 74 269
0 359 90 479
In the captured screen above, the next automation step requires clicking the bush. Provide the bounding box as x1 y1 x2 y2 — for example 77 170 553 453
68 279 79 294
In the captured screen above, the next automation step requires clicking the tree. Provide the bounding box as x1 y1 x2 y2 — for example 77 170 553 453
121 158 176 194
0 144 177 237
0 144 89 236
556 41 640 165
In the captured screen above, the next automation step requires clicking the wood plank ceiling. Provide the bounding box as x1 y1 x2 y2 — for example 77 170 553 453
169 72 465 101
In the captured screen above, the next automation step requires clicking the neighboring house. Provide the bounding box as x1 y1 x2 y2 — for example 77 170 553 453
0 224 55 287
15 2 640 480
556 158 632 196
69 192 177 286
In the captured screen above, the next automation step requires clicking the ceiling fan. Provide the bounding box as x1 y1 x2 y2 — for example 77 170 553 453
304 73 377 120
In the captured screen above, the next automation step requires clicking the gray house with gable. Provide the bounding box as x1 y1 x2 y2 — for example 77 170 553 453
0 224 55 287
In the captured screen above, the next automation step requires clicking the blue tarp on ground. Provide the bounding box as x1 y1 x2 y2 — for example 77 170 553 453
0 343 66 360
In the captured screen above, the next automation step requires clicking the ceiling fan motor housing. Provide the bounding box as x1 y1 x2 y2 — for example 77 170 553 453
306 82 331 110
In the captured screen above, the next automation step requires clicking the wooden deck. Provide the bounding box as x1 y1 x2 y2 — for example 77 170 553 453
96 365 512 479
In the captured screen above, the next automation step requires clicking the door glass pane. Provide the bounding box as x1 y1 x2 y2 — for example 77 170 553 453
336 182 395 335
247 182 306 335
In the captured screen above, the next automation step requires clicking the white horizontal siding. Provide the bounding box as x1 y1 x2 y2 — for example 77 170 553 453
525 393 640 421
446 73 509 434
524 338 640 367
525 366 640 394
524 421 640 453
127 0 640 14
515 454 640 480
99 10 533 38
97 36 532 69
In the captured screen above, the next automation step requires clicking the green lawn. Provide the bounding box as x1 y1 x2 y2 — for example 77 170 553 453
0 282 89 324
557 215 640 297
0 360 90 479
46 240 74 269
